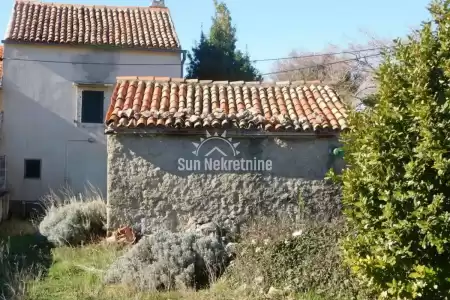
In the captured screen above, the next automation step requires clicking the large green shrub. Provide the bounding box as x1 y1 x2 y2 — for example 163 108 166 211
340 1 450 298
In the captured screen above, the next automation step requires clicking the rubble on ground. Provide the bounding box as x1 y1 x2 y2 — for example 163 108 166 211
106 226 136 245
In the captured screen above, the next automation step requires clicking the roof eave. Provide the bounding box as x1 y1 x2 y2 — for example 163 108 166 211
1 40 184 54
105 127 341 138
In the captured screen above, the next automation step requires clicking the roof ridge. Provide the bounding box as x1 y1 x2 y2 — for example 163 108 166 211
15 0 170 11
114 77 340 88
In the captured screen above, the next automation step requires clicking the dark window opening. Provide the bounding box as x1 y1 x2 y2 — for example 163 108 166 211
81 90 104 123
24 159 41 179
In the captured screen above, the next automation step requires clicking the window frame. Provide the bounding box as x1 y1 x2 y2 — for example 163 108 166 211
75 85 111 128
24 159 42 180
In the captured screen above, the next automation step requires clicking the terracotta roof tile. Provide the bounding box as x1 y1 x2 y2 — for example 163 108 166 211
4 1 180 50
105 78 349 132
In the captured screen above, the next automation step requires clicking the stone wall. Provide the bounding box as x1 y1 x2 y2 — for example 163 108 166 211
107 133 344 233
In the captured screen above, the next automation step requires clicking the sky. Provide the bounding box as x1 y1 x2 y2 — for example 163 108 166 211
0 0 432 74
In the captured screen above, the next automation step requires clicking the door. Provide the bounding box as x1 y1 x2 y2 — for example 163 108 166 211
65 141 107 198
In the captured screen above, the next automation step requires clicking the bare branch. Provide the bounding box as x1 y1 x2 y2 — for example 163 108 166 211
269 37 390 108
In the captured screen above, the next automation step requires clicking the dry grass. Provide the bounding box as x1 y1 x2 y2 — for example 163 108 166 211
25 241 326 300
0 216 331 300
221 217 366 300
0 234 52 300
38 186 107 247
40 184 104 209
0 218 38 238
0 218 42 299
0 196 350 300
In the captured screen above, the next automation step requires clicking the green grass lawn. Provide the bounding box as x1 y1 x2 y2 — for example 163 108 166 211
0 219 328 300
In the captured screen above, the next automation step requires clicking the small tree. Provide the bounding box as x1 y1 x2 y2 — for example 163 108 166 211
186 1 261 81
341 0 450 298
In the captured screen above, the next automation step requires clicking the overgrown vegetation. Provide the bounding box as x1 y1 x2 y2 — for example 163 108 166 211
223 218 368 299
0 185 360 300
104 231 227 291
339 0 450 298
0 234 52 300
0 218 334 300
38 189 107 247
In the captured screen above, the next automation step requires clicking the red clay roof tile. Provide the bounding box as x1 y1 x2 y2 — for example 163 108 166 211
4 1 180 50
105 77 349 132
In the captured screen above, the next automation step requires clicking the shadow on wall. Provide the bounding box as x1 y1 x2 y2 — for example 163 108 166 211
10 46 181 85
12 47 120 84
3 45 183 202
76 52 118 83
115 134 345 180
3 78 106 202
8 200 46 220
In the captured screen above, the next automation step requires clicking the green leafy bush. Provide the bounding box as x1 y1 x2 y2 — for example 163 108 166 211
39 189 106 246
340 1 450 298
104 231 227 291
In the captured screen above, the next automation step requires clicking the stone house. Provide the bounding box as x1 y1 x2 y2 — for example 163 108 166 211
104 76 348 233
1 0 184 206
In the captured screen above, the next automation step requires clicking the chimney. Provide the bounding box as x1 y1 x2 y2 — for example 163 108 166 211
151 0 165 7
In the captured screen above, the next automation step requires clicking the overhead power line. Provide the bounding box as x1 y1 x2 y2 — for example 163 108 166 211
0 53 383 79
0 57 183 66
260 53 383 77
0 45 391 66
252 46 391 63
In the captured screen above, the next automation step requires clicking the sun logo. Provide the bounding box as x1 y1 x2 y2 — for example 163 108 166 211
192 131 241 157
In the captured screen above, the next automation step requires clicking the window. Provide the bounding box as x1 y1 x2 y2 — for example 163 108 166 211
81 90 104 123
24 159 41 179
